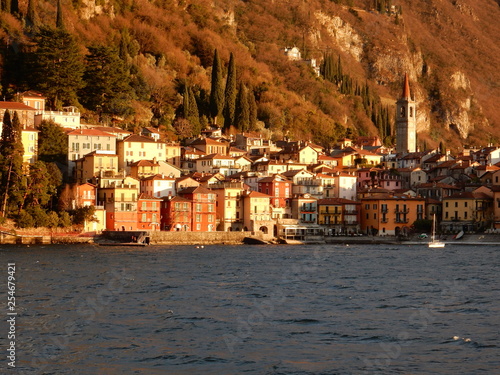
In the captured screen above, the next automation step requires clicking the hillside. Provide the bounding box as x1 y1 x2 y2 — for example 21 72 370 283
0 0 498 150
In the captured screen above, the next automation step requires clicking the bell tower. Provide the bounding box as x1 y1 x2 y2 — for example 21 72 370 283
396 73 417 153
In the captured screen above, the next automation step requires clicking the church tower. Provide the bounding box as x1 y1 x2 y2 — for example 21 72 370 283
396 73 417 154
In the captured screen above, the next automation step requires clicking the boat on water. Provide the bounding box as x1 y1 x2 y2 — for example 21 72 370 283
429 214 445 248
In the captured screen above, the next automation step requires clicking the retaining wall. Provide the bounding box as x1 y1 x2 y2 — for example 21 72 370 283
150 231 261 245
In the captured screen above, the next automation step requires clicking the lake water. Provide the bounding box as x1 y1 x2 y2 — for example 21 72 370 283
1 243 499 374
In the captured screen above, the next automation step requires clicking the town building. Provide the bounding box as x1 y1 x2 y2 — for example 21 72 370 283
177 186 217 231
140 174 176 198
161 196 192 231
360 194 425 236
137 194 162 231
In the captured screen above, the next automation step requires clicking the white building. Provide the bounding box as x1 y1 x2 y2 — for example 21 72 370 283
140 174 177 198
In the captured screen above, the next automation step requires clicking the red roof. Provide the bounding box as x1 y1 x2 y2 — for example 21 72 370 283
67 128 116 137
0 102 36 110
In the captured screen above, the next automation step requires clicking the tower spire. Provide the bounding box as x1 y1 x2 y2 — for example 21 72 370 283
402 73 411 100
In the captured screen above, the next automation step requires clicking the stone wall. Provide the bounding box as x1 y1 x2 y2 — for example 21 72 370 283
150 231 261 245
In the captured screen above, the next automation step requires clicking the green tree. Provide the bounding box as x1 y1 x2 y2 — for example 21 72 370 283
16 210 34 228
29 26 84 109
20 161 58 212
209 49 224 125
80 45 134 118
38 120 68 164
222 52 237 129
58 211 72 227
0 111 25 218
73 205 97 226
235 82 249 132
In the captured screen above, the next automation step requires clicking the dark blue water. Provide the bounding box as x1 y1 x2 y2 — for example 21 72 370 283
1 244 499 374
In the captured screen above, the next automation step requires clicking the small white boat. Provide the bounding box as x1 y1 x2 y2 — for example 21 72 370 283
429 214 445 248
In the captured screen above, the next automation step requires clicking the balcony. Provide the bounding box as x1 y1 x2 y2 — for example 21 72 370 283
394 218 409 224
394 208 410 214
381 208 388 213
343 209 357 214
343 221 359 226
381 218 388 223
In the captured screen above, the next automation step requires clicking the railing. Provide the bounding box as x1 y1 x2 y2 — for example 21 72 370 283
344 209 357 214
394 208 410 214
381 208 388 213
394 218 409 223
381 218 388 223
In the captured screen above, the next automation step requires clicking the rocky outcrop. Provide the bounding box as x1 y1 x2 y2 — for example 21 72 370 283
442 71 479 138
314 11 364 62
79 0 115 20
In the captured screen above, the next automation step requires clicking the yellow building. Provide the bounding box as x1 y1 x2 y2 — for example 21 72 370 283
242 191 273 237
74 152 119 184
211 181 246 231
298 145 319 165
165 141 181 166
441 191 493 233
117 134 166 173
21 127 39 165
129 159 160 179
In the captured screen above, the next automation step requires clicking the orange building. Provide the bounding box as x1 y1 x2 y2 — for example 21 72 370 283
161 196 192 231
360 194 425 236
178 186 217 231
137 194 162 231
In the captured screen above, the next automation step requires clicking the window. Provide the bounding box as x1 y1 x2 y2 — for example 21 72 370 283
365 204 370 210
196 214 201 222
196 204 202 212
445 202 449 208
464 202 468 208
142 202 146 210
455 202 458 208
142 213 147 222
152 214 157 223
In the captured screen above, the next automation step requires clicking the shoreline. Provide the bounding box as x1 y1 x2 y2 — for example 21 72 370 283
2 232 500 247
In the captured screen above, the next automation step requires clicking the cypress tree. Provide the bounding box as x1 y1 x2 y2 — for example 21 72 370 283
0 111 25 218
29 26 84 109
56 0 64 30
11 0 18 15
235 82 249 132
209 49 225 125
26 0 39 30
182 84 190 119
2 0 11 13
223 52 237 129
248 86 257 131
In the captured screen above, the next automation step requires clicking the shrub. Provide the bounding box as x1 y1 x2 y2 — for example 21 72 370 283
16 210 35 228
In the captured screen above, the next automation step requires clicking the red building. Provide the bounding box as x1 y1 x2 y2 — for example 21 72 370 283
137 194 162 231
161 196 192 231
178 186 217 231
257 174 292 219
